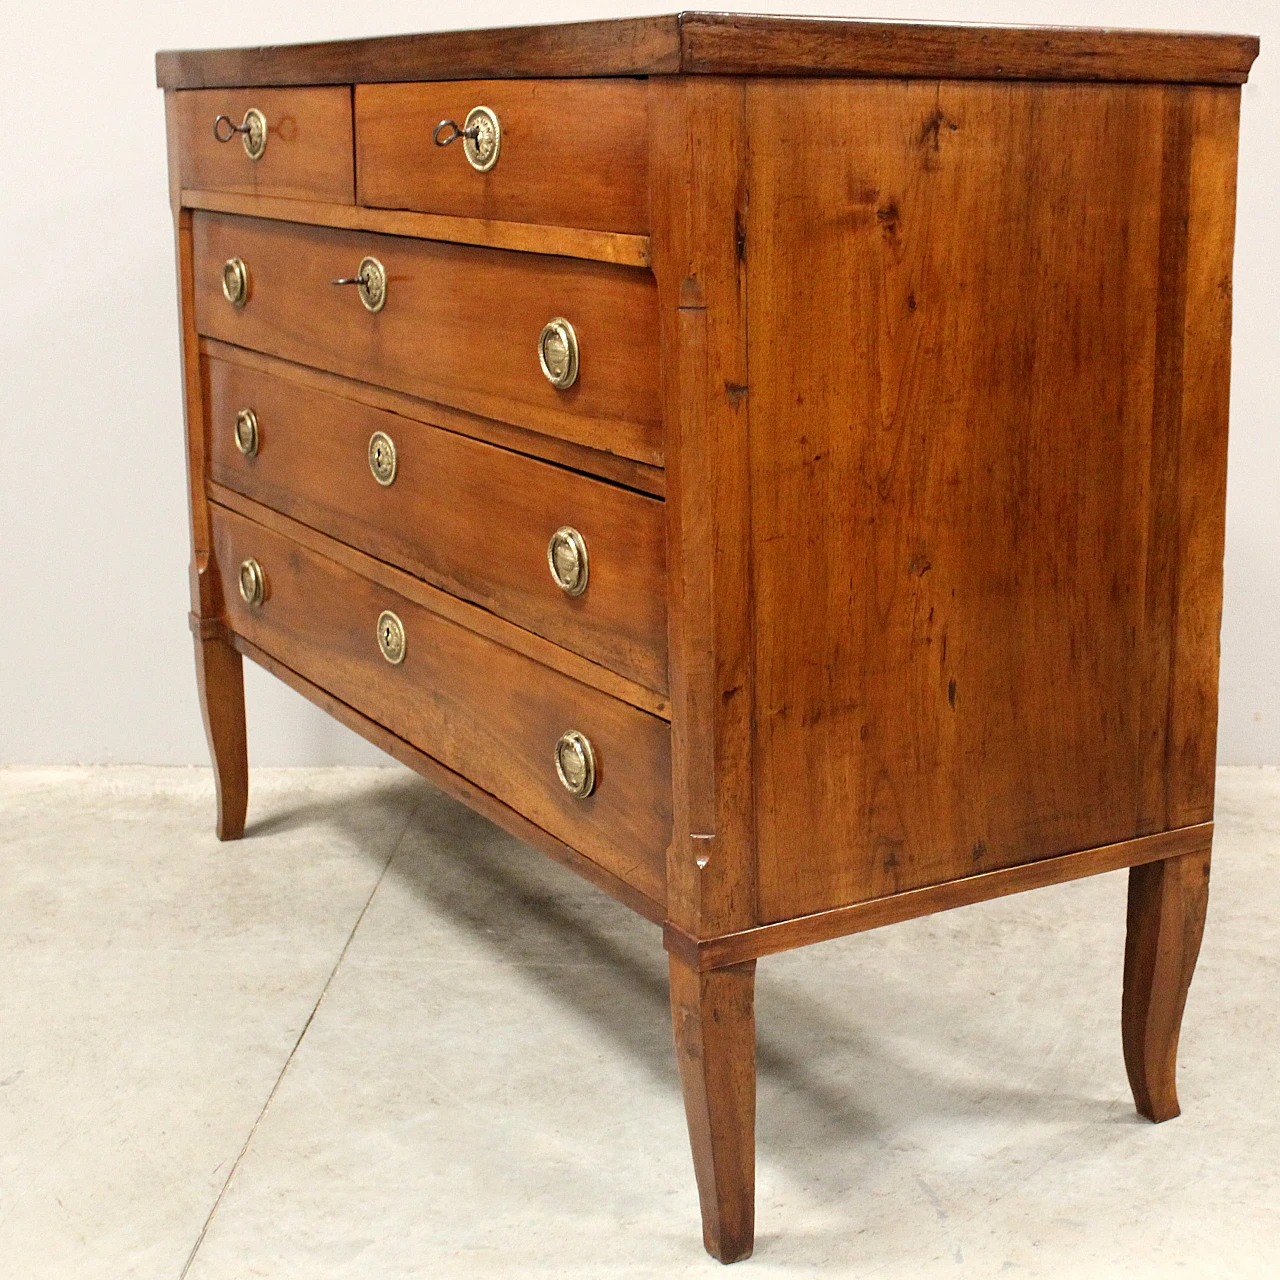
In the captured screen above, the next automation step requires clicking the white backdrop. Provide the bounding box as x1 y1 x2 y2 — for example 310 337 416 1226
0 1 1274 766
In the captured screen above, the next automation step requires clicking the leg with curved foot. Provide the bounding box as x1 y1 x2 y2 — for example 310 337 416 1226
669 954 756 1264
193 631 248 841
1122 848 1211 1122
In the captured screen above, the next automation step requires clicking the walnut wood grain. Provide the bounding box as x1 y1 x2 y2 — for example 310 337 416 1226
192 212 662 467
156 15 1258 90
182 190 651 270
356 80 648 235
1122 849 1212 1122
206 486 670 721
228 629 666 926
664 823 1214 971
210 503 671 902
679 14 1259 84
650 78 756 941
200 339 664 498
191 624 248 841
669 955 756 1264
173 87 354 203
206 355 669 692
745 79 1241 924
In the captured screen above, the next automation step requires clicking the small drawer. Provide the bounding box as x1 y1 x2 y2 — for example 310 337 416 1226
206 355 669 692
192 212 661 466
355 80 648 234
173 88 354 203
211 503 670 903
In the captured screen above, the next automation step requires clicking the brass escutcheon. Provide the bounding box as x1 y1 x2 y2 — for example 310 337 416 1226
241 108 267 160
368 431 397 486
554 730 597 799
213 108 267 160
538 318 579 390
234 408 259 457
222 256 249 308
377 609 406 665
332 256 387 313
547 526 588 597
238 558 265 607
461 106 501 172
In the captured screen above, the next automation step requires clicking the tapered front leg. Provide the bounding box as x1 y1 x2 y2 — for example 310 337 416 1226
1122 849 1211 1122
193 632 249 841
669 955 756 1264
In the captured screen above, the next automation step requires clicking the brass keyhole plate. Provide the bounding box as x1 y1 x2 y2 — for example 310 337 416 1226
368 431 397 485
356 256 387 313
377 609 406 664
242 108 267 161
462 106 501 172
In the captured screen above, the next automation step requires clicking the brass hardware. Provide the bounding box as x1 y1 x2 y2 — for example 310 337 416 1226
221 256 249 308
547 526 588 597
433 106 501 172
377 609 406 665
234 408 259 458
554 730 597 799
538 318 579 390
213 108 268 161
238 558 265 607
331 256 386 313
368 431 397 486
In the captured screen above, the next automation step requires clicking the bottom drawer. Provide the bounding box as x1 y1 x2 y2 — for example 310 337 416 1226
211 503 670 902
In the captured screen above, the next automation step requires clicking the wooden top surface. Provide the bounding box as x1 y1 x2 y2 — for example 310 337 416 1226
156 12 1259 89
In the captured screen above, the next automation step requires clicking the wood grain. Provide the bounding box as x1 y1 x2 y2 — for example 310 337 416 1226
210 502 671 902
173 87 354 203
745 79 1240 923
650 78 756 941
356 80 648 235
230 628 666 926
207 486 670 721
1123 849 1212 1122
182 189 651 269
155 15 1259 90
206 355 669 692
192 212 662 466
201 338 664 497
680 14 1259 85
665 824 1214 971
157 16 683 88
669 955 756 1264
191 624 248 841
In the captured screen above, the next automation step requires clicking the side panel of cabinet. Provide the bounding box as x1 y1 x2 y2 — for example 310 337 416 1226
746 79 1241 922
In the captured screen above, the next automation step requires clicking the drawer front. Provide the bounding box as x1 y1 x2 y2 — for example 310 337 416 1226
174 88 354 203
192 212 662 466
206 356 669 692
355 80 648 234
212 504 671 902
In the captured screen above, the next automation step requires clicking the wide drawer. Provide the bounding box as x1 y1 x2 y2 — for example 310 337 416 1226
192 212 662 466
173 88 354 203
355 80 648 234
206 354 669 692
211 503 671 902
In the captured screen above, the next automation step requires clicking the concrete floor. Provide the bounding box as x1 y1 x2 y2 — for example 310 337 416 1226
1 766 1277 1278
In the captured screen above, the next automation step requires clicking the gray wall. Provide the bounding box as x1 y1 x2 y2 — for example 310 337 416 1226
1 0 1275 765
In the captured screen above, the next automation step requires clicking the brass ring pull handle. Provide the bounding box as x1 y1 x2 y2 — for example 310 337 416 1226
432 106 501 172
331 256 387 313
547 526 588 597
221 257 249 308
554 730 597 799
234 408 259 457
538 318 579 390
213 109 267 161
238 558 266 607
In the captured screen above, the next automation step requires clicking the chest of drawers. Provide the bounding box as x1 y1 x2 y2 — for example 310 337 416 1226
158 14 1258 1261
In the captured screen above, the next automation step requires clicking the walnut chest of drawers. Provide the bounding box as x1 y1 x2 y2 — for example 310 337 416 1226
158 13 1258 1262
